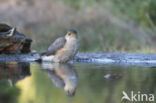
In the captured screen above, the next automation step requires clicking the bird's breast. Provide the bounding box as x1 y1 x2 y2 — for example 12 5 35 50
55 39 78 60
64 39 78 54
44 39 79 63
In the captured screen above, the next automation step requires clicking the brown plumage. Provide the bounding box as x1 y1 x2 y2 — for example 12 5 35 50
42 63 78 97
41 29 79 63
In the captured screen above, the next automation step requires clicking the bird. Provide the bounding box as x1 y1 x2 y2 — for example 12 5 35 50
42 62 78 97
41 29 79 63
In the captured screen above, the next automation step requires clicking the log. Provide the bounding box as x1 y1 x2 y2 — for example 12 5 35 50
0 52 156 67
0 23 32 53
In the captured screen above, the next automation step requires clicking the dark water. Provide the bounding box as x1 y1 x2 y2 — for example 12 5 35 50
0 62 156 103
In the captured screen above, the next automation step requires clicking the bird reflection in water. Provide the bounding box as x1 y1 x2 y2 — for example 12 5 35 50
0 62 31 85
41 62 78 97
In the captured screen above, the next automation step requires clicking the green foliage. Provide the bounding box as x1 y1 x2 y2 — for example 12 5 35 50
23 0 155 52
62 0 98 10
148 0 156 25
108 0 151 26
62 0 156 27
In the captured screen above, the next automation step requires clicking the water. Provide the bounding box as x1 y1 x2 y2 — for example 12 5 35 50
0 62 156 103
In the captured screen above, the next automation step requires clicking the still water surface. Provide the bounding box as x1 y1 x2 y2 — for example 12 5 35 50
0 62 156 103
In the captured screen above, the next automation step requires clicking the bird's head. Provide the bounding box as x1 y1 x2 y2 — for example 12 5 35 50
65 87 76 97
64 81 77 97
65 29 78 40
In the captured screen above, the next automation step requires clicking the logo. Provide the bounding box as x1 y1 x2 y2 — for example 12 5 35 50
121 91 154 102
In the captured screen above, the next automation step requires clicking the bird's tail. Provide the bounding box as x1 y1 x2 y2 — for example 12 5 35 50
35 52 46 63
35 58 42 63
40 52 47 56
41 55 55 62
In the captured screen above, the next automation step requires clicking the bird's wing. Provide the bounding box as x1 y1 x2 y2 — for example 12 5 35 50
45 69 65 88
45 36 66 56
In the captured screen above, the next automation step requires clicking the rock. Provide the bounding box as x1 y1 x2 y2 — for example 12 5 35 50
0 23 32 53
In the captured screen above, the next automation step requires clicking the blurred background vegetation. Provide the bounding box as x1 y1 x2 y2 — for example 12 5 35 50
0 0 156 52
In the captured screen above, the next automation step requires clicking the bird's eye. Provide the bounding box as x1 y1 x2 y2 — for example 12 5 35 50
68 33 72 36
